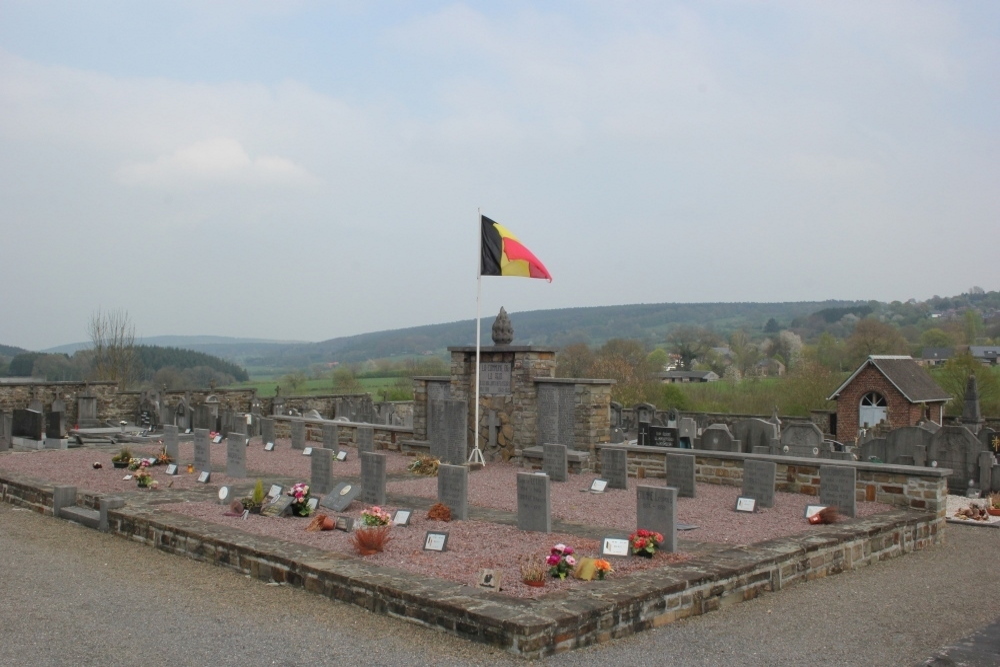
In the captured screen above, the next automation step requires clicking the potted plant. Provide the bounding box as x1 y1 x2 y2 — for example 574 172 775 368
111 447 133 469
361 506 392 527
629 529 664 558
519 557 546 588
546 543 576 579
288 482 313 517
134 465 154 489
239 479 267 515
988 492 1000 517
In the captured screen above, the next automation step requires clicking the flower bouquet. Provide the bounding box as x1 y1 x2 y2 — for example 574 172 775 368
361 506 392 527
628 529 664 557
134 464 154 489
594 559 613 580
546 543 576 579
288 482 312 517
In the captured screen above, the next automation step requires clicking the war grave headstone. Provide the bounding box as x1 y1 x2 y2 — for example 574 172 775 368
665 453 696 498
444 399 467 465
226 432 247 479
699 424 740 452
322 423 340 450
741 459 776 508
636 485 677 553
780 422 824 457
426 380 450 459
542 443 568 482
311 447 335 495
516 472 551 532
260 418 275 447
290 420 306 450
537 383 576 449
929 426 986 493
361 451 386 505
437 463 468 520
819 465 857 517
163 424 179 463
678 417 697 448
13 409 44 441
320 481 361 512
650 425 678 448
193 428 211 473
357 425 375 455
637 421 651 447
602 448 628 490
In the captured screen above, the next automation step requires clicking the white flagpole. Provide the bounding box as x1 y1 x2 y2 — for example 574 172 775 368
470 208 486 466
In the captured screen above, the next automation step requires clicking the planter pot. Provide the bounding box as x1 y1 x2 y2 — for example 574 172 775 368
523 580 545 588
112 461 129 469
635 550 654 559
987 508 1000 517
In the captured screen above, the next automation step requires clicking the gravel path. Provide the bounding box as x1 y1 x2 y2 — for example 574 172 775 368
2 503 999 666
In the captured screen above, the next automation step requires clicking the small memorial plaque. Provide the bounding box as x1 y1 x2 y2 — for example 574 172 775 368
261 495 293 517
306 498 319 512
302 447 313 456
241 509 250 520
804 504 827 518
392 509 412 526
197 471 211 484
267 484 283 499
123 474 133 481
212 435 223 444
477 569 500 591
423 531 449 552
320 482 361 512
264 442 275 451
185 428 191 434
165 464 178 475
735 496 756 512
601 537 630 557
590 479 608 493
479 362 512 396
335 515 353 532
218 486 229 502
336 450 347 461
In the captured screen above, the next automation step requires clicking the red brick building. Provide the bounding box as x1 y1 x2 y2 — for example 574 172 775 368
827 355 950 444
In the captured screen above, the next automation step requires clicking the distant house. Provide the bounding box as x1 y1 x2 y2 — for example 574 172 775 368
919 347 953 367
970 346 1000 366
658 370 719 383
755 358 785 377
827 355 950 443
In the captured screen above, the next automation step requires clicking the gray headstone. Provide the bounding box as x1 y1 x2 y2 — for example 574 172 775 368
311 447 335 495
357 425 375 455
46 411 65 439
666 453 696 498
226 433 246 478
678 417 697 447
260 418 275 446
290 420 306 450
780 423 824 457
516 472 551 532
978 451 994 494
193 428 210 474
77 395 99 428
928 426 987 493
650 425 678 448
322 423 339 450
0 412 11 451
437 463 468 520
883 426 934 465
742 459 776 508
52 486 77 518
320 481 361 512
12 409 44 441
636 485 677 553
163 424 179 463
361 451 386 505
443 399 467 465
819 465 857 518
537 383 576 449
602 448 628 489
542 443 568 482
699 424 740 452
428 399 447 460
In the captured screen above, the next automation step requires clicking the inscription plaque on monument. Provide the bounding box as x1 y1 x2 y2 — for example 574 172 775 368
479 362 512 396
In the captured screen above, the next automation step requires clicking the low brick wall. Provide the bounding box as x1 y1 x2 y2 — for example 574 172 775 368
271 415 414 452
593 444 950 518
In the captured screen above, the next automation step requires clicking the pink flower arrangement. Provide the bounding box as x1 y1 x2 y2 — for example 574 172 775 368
361 506 392 527
547 543 576 579
288 482 312 517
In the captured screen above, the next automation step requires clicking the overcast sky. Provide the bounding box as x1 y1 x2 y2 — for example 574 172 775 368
1 1 997 351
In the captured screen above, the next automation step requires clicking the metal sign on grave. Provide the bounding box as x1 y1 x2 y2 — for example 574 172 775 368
479 362 512 396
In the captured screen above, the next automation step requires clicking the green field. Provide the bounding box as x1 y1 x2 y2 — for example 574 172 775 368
228 376 404 399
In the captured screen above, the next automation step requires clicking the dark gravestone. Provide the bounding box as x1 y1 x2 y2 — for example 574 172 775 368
194 404 215 431
602 448 628 490
666 453 696 498
360 451 386 505
443 399 467 465
733 418 779 455
226 433 247 478
637 421 651 447
13 409 44 440
0 412 11 451
290 420 305 450
437 463 468 520
46 411 65 439
929 426 985 493
542 443 568 482
261 496 293 518
780 423 825 457
883 427 934 465
260 418 275 446
322 423 339 450
636 485 677 553
163 425 179 463
742 460 776 508
516 472 551 532
357 425 375 455
537 383 576 449
428 399 447 460
678 418 697 448
699 424 740 452
77 395 99 428
320 481 361 512
310 447 334 495
193 428 211 473
650 425 678 448
819 465 857 518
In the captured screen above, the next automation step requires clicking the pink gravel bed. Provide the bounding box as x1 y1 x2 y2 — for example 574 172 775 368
388 462 894 545
160 500 690 598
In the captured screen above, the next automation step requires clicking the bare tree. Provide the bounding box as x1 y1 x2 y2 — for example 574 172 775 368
89 308 140 388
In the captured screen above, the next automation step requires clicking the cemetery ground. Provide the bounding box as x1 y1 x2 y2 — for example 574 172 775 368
0 437 980 659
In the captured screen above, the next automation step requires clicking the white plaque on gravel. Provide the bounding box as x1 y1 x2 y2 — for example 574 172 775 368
601 537 630 557
197 471 211 483
805 505 827 518
165 464 178 475
735 496 756 512
393 509 412 526
336 450 348 461
212 435 223 444
268 484 283 499
423 531 448 552
590 479 608 493
264 442 275 451
303 447 313 456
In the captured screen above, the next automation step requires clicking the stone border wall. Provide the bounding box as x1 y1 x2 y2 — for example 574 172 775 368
594 444 950 518
0 467 943 659
271 415 413 451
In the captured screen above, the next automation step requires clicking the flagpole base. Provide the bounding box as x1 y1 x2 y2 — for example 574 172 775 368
467 446 486 468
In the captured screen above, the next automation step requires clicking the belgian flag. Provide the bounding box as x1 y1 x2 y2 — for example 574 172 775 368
480 215 552 281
